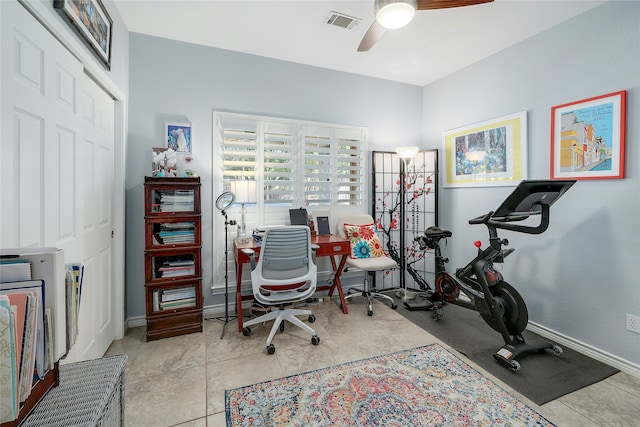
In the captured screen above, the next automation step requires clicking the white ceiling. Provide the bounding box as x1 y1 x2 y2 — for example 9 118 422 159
113 0 606 87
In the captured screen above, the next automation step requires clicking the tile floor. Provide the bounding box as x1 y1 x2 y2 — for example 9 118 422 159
105 298 640 427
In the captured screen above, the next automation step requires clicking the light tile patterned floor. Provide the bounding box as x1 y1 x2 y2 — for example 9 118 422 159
106 298 640 427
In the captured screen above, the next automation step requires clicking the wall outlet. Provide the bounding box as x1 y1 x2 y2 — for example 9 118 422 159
626 314 640 334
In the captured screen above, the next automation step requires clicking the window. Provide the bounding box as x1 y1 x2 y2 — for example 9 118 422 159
214 112 366 208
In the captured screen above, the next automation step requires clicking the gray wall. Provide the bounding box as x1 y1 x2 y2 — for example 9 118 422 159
126 34 423 320
423 1 639 368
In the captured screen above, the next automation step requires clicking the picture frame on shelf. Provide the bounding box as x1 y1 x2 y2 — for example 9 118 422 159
166 122 192 153
151 147 177 177
443 111 527 188
313 211 332 235
54 0 112 70
550 90 626 180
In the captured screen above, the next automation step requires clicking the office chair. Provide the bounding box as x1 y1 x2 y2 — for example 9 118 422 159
240 226 320 354
337 214 398 316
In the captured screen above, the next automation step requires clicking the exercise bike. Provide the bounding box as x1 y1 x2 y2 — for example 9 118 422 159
408 179 576 371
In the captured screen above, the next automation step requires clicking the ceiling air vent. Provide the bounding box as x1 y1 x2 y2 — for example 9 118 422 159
326 11 361 30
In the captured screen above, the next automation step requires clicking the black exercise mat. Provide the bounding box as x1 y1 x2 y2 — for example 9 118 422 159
396 299 619 405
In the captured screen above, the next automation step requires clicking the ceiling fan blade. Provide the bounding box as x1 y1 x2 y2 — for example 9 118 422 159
417 0 493 10
357 20 386 52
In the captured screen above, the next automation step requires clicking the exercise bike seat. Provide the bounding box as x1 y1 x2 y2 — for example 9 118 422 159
425 226 452 240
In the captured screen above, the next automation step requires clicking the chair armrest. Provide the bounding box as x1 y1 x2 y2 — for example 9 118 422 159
311 244 319 262
241 248 257 270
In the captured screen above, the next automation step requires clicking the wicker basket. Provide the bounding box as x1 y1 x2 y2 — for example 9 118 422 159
22 355 127 426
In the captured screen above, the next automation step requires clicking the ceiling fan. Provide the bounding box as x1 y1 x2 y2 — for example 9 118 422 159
358 0 494 52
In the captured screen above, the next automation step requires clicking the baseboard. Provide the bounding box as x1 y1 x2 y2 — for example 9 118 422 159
527 322 640 378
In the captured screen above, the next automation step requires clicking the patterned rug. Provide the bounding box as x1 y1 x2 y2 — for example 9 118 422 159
225 343 555 426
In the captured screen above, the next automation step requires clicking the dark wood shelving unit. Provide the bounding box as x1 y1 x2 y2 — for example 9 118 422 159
144 177 203 341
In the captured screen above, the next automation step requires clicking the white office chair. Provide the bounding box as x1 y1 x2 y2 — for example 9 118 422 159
337 214 398 316
241 226 320 354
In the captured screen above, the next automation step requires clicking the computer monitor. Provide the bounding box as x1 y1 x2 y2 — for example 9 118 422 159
492 180 576 219
289 208 308 226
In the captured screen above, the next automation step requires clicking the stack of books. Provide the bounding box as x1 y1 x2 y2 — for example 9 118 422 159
157 259 195 278
153 287 196 312
157 222 195 244
158 190 194 212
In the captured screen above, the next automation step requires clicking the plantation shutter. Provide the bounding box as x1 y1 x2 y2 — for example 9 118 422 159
220 116 257 181
303 126 332 206
216 112 365 207
263 122 295 205
336 128 365 205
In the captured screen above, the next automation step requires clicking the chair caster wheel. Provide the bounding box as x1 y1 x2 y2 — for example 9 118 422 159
552 345 563 356
391 303 397 310
308 314 316 323
242 327 251 336
267 344 276 355
367 309 373 316
311 335 320 345
510 360 521 372
279 322 285 332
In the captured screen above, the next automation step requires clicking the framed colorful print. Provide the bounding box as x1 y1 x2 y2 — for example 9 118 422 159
54 0 113 70
166 122 192 153
550 90 626 180
443 111 527 188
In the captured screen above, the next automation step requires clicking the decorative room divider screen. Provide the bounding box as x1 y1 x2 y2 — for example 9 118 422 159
371 150 439 292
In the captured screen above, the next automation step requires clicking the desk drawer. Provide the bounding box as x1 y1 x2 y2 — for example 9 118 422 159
316 241 350 257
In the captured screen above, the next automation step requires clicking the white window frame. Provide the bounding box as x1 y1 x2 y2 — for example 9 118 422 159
211 111 368 290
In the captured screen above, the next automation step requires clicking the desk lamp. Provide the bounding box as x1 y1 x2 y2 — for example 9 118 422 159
395 146 419 301
230 180 257 242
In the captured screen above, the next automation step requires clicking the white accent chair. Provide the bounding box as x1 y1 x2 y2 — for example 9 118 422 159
337 214 398 316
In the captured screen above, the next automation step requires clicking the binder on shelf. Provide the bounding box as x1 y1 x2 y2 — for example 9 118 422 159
0 281 47 386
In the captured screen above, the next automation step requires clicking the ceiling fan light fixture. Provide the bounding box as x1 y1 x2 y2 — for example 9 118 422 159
375 0 417 30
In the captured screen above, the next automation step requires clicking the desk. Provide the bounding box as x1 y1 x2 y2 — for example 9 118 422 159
233 235 351 332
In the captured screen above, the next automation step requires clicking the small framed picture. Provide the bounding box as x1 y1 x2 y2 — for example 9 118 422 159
165 122 192 153
313 211 332 235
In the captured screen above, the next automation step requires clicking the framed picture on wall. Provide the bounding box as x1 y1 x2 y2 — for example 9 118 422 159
166 122 192 153
550 90 626 180
443 111 527 188
54 0 113 70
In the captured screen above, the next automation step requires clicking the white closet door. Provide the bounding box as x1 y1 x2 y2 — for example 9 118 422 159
70 74 116 361
0 1 116 362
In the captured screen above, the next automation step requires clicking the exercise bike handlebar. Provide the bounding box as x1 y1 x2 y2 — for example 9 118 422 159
469 202 551 235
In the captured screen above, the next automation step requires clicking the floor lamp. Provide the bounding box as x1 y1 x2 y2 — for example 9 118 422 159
214 191 237 339
395 146 419 301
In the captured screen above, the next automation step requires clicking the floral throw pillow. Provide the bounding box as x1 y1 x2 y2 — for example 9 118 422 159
344 223 385 259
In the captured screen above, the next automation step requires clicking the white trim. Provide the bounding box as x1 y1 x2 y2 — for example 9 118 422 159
527 322 640 378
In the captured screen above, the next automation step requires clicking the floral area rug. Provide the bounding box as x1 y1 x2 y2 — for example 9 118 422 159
225 343 555 426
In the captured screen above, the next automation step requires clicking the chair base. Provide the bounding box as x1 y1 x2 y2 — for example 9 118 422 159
242 307 318 353
344 275 397 316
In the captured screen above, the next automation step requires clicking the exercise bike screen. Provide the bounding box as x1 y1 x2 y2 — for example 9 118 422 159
492 180 576 219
